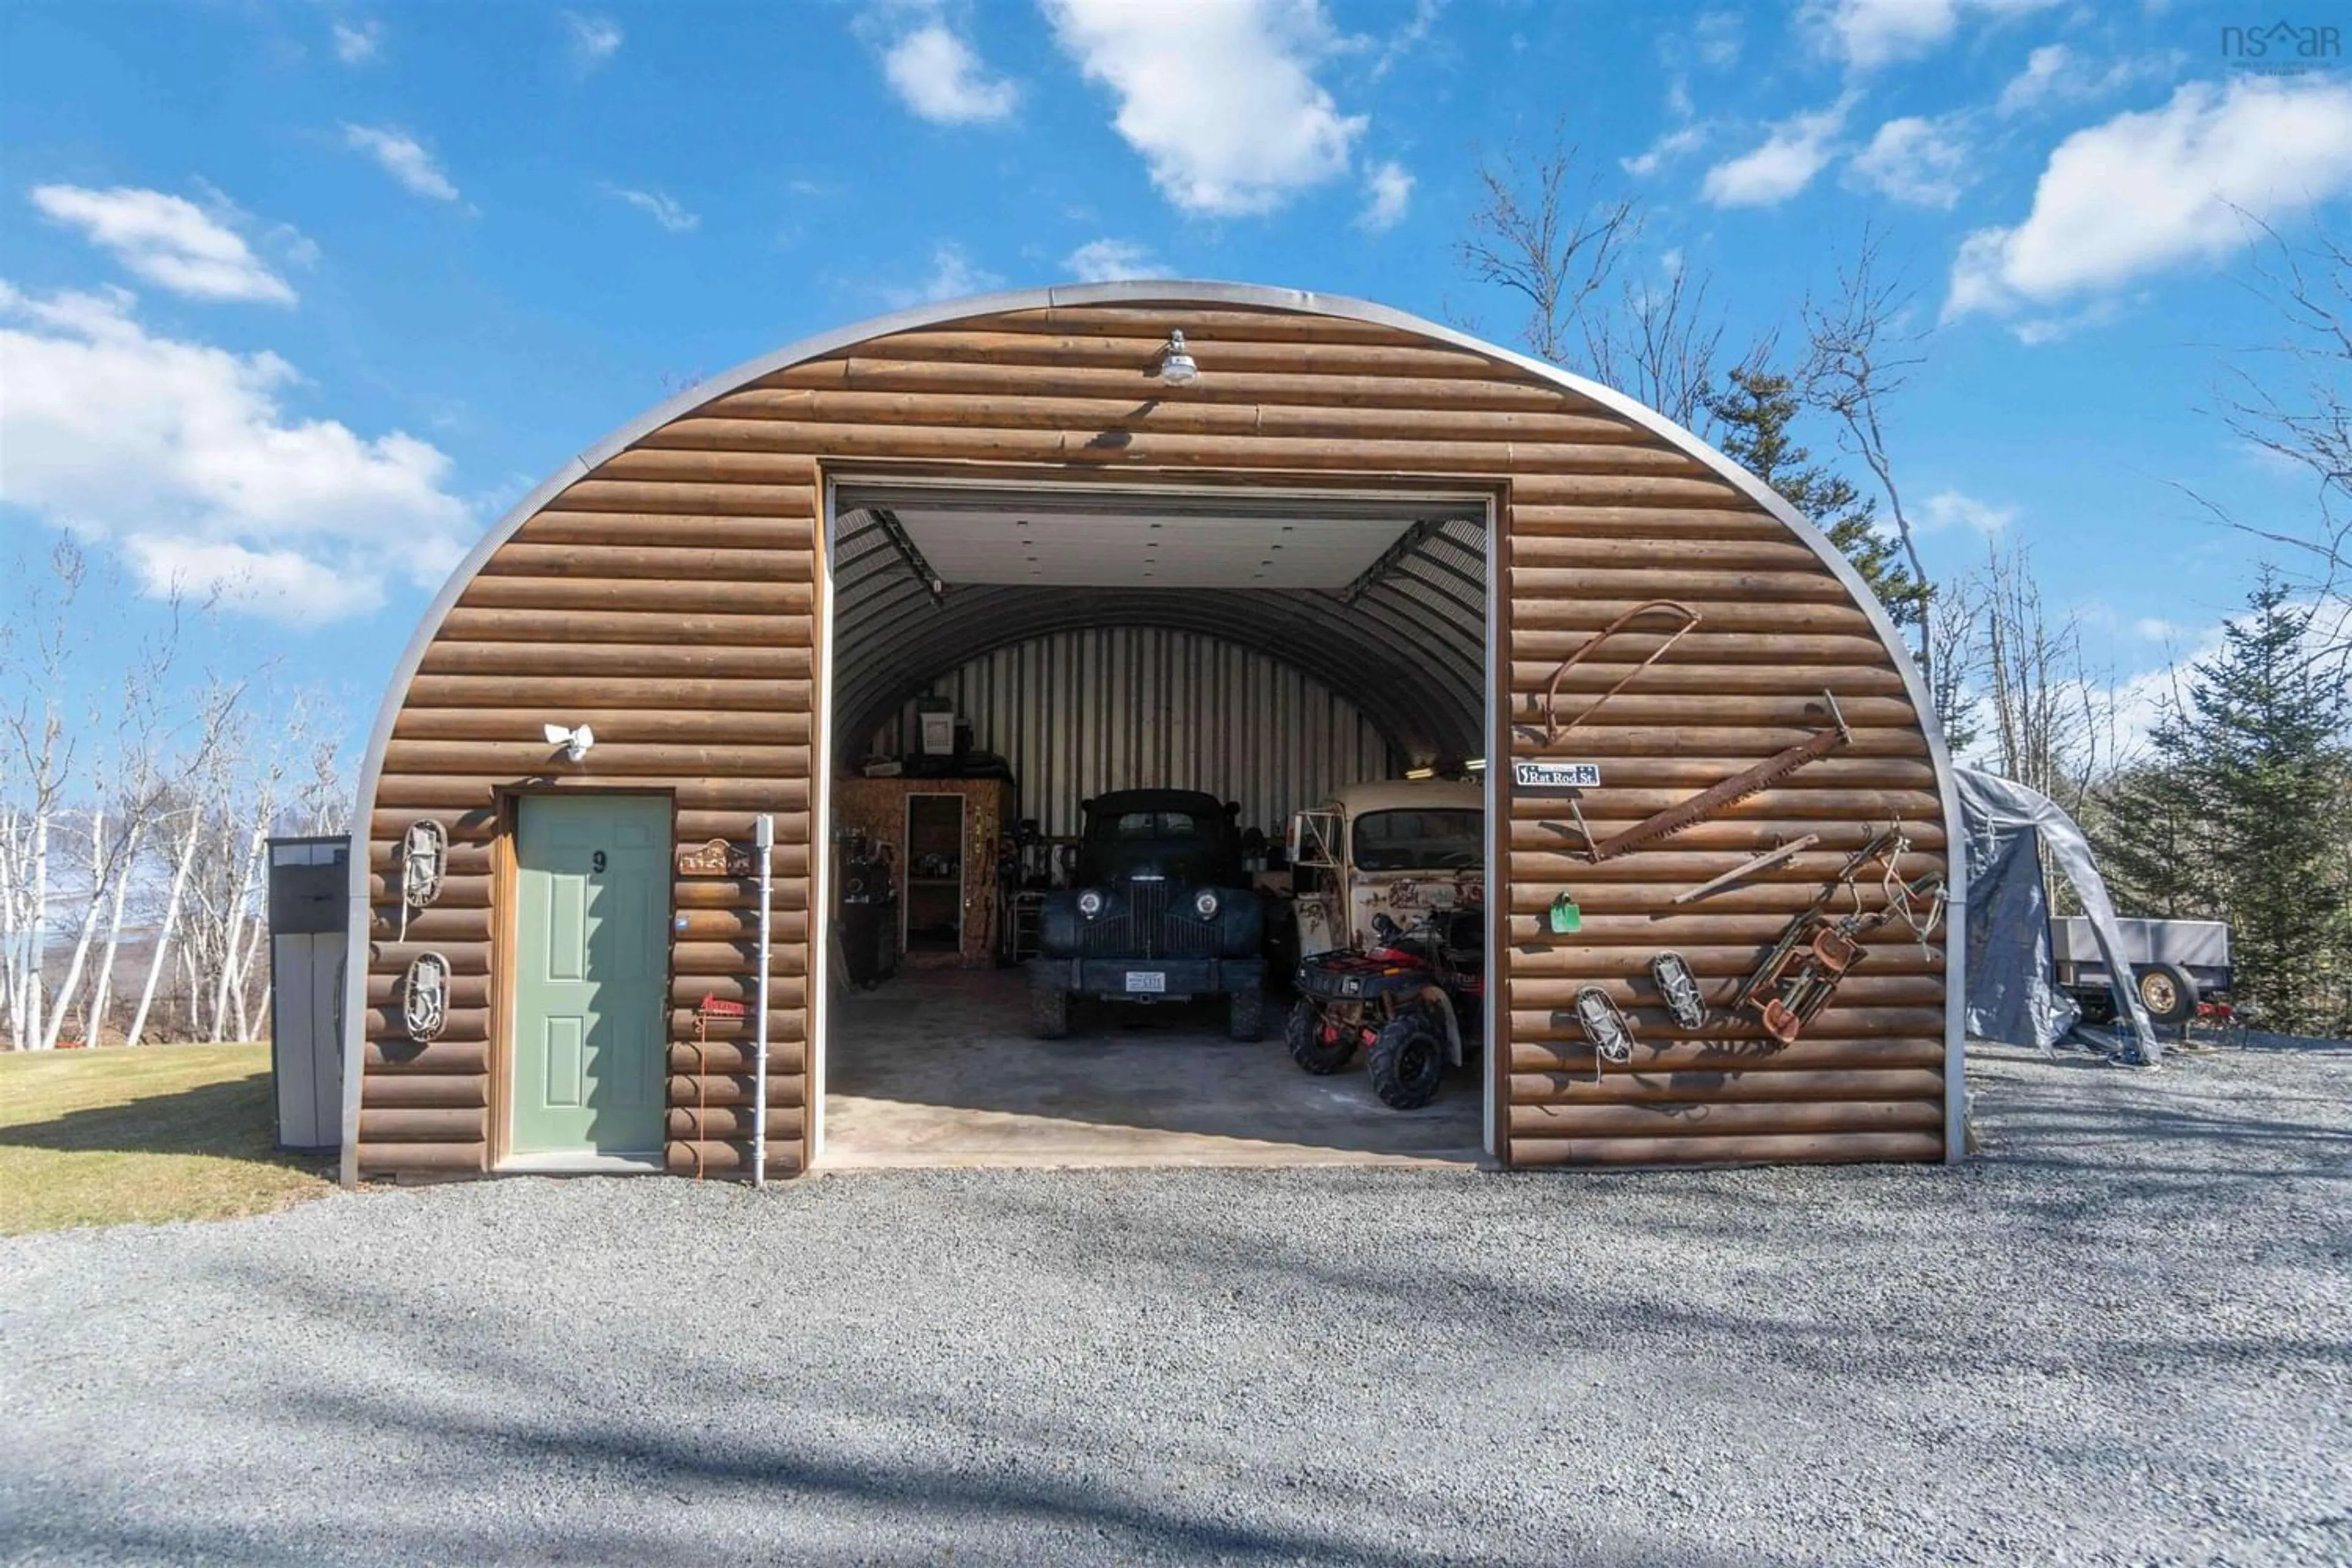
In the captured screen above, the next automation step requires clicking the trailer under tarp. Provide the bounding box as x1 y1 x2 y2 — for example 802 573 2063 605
1954 767 2157 1060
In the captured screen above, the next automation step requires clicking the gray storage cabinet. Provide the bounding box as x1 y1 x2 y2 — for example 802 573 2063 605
268 835 350 1151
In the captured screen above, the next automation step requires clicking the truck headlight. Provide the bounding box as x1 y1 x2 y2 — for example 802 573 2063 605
1078 889 1105 918
1194 889 1219 919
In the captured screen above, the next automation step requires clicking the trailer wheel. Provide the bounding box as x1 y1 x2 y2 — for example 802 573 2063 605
1030 982 1071 1039
1368 1008 1446 1110
1286 999 1356 1074
2136 963 2198 1025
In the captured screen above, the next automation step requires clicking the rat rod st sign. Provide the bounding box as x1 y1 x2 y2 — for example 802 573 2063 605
1512 760 1603 791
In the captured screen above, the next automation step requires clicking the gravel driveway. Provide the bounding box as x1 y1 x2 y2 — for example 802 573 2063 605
3 1041 2346 1567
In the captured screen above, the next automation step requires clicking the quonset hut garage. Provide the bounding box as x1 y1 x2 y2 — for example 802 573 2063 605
339 283 1964 1185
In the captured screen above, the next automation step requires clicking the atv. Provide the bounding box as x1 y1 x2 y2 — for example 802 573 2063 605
1286 908 1483 1109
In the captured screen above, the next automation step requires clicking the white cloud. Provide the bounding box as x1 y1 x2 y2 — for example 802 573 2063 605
331 18 383 64
1847 115 1972 208
1802 0 2055 72
1064 238 1159 282
2133 616 2181 642
1044 0 1367 217
0 282 473 624
1623 123 1707 178
1356 160 1413 232
562 12 622 70
1921 489 2015 537
1997 43 2071 114
879 17 1019 124
342 124 462 202
1803 0 1957 70
29 185 295 306
1700 96 1854 207
1694 10 1743 69
1359 0 1441 82
122 537 385 621
1997 42 2182 117
604 185 699 232
884 242 1002 307
1946 77 2352 328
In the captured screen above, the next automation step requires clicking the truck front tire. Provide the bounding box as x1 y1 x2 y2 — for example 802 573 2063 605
1030 982 1071 1039
1227 986 1265 1042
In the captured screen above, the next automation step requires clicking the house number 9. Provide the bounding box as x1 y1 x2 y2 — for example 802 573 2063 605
592 850 607 873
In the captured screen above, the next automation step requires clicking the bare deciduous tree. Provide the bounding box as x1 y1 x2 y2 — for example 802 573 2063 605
1799 228 1935 675
1459 133 1757 434
2176 214 2352 673
1 541 342 1049
1970 539 2111 810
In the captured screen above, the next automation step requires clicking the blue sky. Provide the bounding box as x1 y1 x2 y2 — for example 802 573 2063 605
3 0 2346 762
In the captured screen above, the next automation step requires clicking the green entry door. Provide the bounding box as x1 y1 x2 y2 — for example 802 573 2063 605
511 793 669 1158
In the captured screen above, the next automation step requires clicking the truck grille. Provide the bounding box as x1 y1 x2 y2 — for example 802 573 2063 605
1058 878 1224 959
1128 877 1169 937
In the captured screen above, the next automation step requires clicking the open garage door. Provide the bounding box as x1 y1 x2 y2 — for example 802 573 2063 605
815 479 1496 1167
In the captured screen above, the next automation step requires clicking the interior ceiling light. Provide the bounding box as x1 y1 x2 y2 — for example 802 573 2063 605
1156 329 1198 384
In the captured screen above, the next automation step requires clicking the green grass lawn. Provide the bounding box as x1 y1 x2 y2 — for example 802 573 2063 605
0 1043 334 1235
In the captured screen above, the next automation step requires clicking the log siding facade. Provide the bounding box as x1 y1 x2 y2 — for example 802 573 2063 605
342 282 1964 1183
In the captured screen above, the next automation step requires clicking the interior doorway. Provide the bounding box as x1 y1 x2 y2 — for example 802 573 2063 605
814 478 1496 1168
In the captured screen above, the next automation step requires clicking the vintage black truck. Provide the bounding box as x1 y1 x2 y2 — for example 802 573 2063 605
1027 788 1266 1041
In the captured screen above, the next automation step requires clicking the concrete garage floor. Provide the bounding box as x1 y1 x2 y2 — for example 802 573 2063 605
823 968 1486 1167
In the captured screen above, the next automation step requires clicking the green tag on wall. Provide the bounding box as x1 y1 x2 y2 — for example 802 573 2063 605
1548 892 1582 934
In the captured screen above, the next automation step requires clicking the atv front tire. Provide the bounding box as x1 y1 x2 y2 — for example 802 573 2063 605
1286 998 1356 1074
1368 1009 1446 1109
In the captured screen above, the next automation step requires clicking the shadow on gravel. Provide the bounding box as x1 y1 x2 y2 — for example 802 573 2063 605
62 1242 1810 1568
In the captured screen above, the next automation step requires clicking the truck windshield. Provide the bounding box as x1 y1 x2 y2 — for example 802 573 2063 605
1352 810 1482 872
1101 811 1199 840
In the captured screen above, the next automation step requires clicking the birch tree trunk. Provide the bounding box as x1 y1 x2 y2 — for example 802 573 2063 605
39 813 109 1050
25 812 49 1050
208 824 266 1042
230 914 266 1042
126 810 202 1049
85 816 143 1047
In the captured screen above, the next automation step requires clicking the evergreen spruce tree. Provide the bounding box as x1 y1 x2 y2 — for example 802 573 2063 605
2097 574 2352 1032
1707 367 1926 628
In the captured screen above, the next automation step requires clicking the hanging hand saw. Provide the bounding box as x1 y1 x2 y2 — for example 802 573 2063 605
1581 692 1850 862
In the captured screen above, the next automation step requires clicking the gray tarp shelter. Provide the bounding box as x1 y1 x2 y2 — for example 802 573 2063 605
1954 767 2159 1061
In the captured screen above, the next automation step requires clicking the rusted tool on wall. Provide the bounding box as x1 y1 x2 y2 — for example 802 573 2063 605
1668 833 1823 906
1733 827 1946 1046
1581 692 1852 862
692 994 746 1182
1539 600 1703 742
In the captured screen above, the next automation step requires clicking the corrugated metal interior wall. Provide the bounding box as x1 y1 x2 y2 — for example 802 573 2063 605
858 627 1401 840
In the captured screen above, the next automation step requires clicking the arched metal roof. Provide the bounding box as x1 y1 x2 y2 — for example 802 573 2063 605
343 280 1968 1178
830 507 1490 760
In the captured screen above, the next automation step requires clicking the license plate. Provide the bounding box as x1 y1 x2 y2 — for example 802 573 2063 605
1125 971 1166 994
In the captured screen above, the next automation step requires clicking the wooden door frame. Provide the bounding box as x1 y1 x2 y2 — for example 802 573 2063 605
490 783 678 1173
